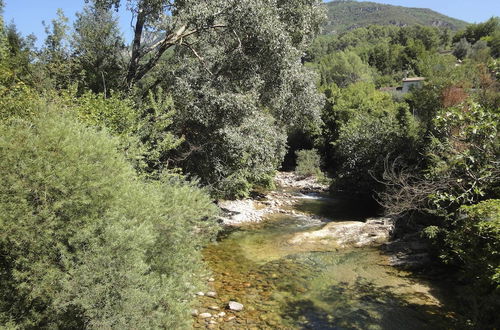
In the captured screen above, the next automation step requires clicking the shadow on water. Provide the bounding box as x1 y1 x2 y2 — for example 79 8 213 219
200 192 463 329
294 193 381 221
281 277 460 330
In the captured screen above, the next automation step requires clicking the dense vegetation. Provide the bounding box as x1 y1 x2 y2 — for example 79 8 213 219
0 0 323 327
0 0 499 327
323 0 467 34
304 16 500 328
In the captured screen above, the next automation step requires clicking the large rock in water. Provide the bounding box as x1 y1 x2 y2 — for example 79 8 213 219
288 218 394 249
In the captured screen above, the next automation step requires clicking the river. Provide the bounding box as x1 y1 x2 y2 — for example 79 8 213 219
194 191 460 329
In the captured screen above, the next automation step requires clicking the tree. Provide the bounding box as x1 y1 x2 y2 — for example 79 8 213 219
39 9 75 89
87 0 325 197
320 82 419 193
91 0 324 87
310 50 373 87
453 37 472 60
453 17 500 44
72 4 126 93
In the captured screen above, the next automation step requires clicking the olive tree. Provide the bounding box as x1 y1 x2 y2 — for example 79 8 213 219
90 0 325 197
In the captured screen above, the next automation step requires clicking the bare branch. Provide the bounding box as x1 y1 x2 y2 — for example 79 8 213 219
131 24 226 85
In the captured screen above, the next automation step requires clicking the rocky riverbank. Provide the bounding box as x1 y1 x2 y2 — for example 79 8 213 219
194 172 449 329
217 172 395 250
216 172 329 226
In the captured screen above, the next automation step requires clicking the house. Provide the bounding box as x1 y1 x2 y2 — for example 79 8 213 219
378 77 425 96
402 77 425 93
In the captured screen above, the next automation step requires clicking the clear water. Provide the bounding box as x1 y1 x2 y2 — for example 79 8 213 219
199 196 459 329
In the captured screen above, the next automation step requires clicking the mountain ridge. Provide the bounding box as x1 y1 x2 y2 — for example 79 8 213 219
323 0 468 34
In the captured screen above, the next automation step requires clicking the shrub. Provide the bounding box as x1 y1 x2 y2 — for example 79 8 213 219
295 149 322 178
437 200 500 327
0 107 218 328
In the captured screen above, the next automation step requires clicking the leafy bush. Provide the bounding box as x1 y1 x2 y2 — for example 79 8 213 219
453 38 472 60
434 200 500 327
321 82 419 193
213 112 287 198
446 200 500 287
0 107 218 328
295 149 322 178
309 50 374 87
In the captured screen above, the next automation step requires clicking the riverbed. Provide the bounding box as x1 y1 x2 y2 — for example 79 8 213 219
194 192 459 329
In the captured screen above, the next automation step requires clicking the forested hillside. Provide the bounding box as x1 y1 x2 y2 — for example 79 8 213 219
0 0 499 328
323 0 467 34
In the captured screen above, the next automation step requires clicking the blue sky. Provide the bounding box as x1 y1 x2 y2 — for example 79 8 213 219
3 0 500 46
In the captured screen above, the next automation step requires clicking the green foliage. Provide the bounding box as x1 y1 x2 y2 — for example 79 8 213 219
306 24 451 79
136 88 184 175
71 4 126 93
426 100 499 210
0 82 43 121
453 17 500 44
309 50 373 87
69 90 139 135
39 9 77 90
490 30 500 58
0 107 218 328
87 0 325 198
436 200 500 327
320 82 419 193
295 149 323 178
453 38 472 60
334 102 418 193
447 200 500 286
182 110 287 199
416 52 457 79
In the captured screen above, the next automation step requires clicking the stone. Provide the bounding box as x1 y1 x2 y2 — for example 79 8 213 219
208 305 220 311
226 316 236 321
196 291 205 296
191 309 199 316
288 218 394 249
206 291 217 298
199 312 212 318
208 320 217 324
228 301 244 311
208 277 215 282
217 312 226 317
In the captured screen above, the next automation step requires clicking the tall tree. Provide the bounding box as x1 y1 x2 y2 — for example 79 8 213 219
90 0 325 196
72 5 126 93
40 9 75 89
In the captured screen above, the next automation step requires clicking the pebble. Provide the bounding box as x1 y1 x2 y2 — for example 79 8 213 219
208 306 220 311
206 291 217 298
228 301 244 311
191 309 199 316
196 291 205 296
199 312 212 318
226 316 236 321
208 277 215 282
217 312 226 317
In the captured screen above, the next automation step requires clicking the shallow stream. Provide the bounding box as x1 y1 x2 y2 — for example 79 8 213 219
196 193 459 329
